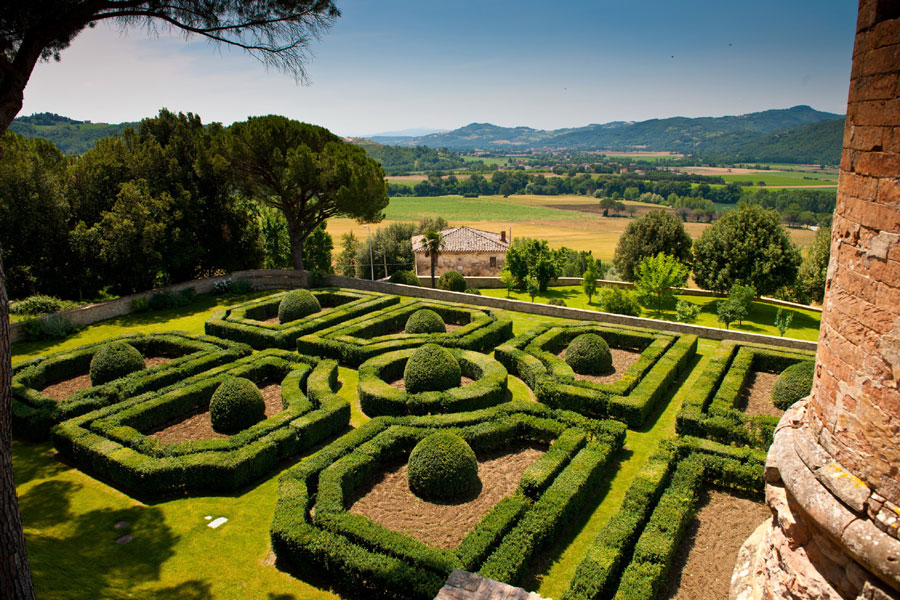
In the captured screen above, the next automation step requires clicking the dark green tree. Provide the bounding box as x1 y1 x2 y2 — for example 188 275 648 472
505 238 558 291
613 210 692 281
793 226 831 304
693 204 800 296
337 232 360 277
229 116 388 272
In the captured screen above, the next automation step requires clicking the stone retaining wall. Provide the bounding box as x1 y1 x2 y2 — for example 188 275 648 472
10 269 818 352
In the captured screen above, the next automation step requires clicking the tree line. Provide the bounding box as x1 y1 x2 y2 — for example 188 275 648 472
0 110 388 300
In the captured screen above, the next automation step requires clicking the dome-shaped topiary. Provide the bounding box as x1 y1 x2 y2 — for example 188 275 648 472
772 361 815 410
89 341 145 386
437 271 467 292
565 333 612 375
209 376 266 434
407 432 480 500
403 344 461 394
388 270 421 286
278 289 321 324
405 308 446 334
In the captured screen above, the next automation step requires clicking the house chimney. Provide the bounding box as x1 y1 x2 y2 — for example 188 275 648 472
500 230 506 243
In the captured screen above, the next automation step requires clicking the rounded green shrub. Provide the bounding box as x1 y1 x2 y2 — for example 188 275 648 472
209 376 266 434
407 432 480 500
565 333 612 375
405 308 446 334
772 361 815 410
278 289 321 324
437 271 467 292
465 287 482 296
403 343 461 393
89 342 145 386
548 298 567 307
388 270 421 286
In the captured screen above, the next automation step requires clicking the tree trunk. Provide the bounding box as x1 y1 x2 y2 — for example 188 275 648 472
430 255 437 288
286 222 306 272
0 244 36 599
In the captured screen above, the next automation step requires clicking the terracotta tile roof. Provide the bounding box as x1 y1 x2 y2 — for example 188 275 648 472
412 226 509 254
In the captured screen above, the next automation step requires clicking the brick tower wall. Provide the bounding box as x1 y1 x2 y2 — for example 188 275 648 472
808 0 900 505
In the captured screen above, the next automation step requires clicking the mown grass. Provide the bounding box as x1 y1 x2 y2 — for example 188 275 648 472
719 171 838 186
9 293 783 599
482 286 821 341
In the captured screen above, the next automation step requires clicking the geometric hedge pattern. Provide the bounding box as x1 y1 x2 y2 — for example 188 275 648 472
297 298 514 367
205 288 398 349
357 347 509 417
496 324 698 427
676 341 816 448
11 332 251 441
270 402 626 600
52 350 349 496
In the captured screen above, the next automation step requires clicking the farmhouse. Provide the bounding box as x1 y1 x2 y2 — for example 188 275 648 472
411 226 510 277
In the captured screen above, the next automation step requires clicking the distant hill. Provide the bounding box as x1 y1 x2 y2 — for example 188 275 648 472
381 106 844 163
352 142 475 175
9 112 135 154
696 118 845 165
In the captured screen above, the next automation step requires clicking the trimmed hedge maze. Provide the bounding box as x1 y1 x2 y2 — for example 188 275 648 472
52 350 349 496
205 288 398 349
563 437 766 600
495 324 697 427
357 348 508 417
676 341 816 448
297 298 514 366
270 402 626 600
12 332 250 441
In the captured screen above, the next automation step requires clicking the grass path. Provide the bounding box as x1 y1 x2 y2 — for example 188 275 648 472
530 339 719 598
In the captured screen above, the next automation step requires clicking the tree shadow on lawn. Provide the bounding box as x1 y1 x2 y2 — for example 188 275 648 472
12 441 69 486
24 479 185 599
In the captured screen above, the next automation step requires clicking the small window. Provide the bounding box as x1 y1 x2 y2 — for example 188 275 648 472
490 256 497 268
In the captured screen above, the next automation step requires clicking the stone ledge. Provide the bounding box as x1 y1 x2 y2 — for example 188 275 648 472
433 570 549 600
772 401 900 594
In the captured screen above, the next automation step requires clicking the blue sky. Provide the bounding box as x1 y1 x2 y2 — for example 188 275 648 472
19 0 857 137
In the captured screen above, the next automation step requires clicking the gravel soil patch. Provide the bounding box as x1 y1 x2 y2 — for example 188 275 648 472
661 490 771 600
147 382 283 444
556 348 641 385
739 371 783 418
349 445 545 549
41 357 172 401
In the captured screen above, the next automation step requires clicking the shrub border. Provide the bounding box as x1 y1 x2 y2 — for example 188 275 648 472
204 288 399 349
563 436 767 600
676 341 816 448
357 348 508 417
495 324 698 427
51 349 350 496
270 402 626 600
297 298 514 367
11 332 250 441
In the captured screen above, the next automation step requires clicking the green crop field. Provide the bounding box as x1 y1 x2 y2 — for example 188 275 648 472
382 195 580 221
718 172 838 186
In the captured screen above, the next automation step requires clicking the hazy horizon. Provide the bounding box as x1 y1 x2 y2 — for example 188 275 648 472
18 0 857 137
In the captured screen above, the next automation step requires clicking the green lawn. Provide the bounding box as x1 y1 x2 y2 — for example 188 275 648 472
481 286 821 341
383 195 580 221
9 291 792 599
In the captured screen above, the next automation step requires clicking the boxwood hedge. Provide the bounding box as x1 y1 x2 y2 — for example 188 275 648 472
51 350 350 496
676 342 816 448
12 332 251 441
297 298 513 367
563 436 766 600
205 288 399 349
358 347 508 417
495 324 697 427
270 402 626 600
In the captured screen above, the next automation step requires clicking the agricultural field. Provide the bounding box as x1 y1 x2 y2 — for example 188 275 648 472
325 195 818 261
717 171 838 187
11 285 806 600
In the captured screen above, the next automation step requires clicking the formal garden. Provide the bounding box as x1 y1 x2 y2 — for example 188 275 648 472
10 284 815 600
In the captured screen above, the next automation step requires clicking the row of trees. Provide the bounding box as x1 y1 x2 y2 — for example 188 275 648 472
1 111 389 299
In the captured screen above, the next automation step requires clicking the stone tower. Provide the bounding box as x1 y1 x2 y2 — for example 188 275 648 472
732 1 900 599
